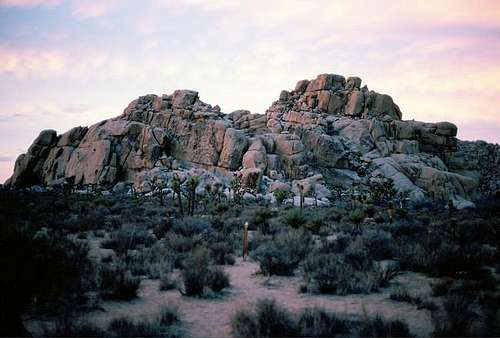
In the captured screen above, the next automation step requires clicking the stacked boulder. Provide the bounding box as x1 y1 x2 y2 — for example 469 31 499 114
6 74 499 208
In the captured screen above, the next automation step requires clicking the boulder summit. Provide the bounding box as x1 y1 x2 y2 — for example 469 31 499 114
6 74 500 208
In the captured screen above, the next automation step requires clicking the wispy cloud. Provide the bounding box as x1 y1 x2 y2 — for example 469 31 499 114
0 155 13 162
0 0 62 8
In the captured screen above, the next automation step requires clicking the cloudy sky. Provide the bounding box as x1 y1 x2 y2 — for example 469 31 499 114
1 0 500 183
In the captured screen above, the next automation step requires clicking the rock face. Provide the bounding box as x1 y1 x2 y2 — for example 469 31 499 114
7 74 500 207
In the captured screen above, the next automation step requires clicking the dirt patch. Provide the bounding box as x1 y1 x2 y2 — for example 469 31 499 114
26 258 434 337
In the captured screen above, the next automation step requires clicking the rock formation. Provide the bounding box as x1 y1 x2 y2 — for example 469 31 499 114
6 74 500 208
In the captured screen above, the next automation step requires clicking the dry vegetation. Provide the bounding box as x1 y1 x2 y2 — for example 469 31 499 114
1 186 499 337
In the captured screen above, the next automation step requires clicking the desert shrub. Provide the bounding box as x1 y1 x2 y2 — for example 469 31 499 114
232 301 359 338
99 265 141 300
164 233 199 268
432 278 454 297
432 294 478 337
397 241 433 273
390 287 414 303
296 308 350 337
255 299 296 337
376 262 401 288
273 189 289 206
348 209 365 224
251 243 296 276
282 209 306 228
171 216 212 237
250 207 275 230
316 232 353 255
101 223 156 253
306 212 325 233
153 218 173 240
42 318 105 337
390 221 426 238
165 233 198 253
231 309 260 338
232 299 296 338
208 241 235 265
327 208 344 222
358 315 412 337
251 229 311 276
364 205 376 218
0 223 97 335
390 287 437 311
302 253 378 295
344 238 375 270
181 248 230 296
358 230 396 260
124 242 174 278
207 266 231 292
107 306 181 337
398 239 486 278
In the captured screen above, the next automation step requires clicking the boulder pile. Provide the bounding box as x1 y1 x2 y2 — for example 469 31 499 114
6 74 500 208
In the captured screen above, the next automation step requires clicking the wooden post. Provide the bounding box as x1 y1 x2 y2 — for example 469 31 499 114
243 222 249 261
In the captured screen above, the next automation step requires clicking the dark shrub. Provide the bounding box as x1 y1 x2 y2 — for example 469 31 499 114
101 224 156 253
251 229 311 276
107 317 161 337
358 315 412 337
282 209 306 228
42 318 105 337
232 301 353 338
153 218 173 239
108 306 181 337
231 309 259 338
255 299 296 337
364 205 376 218
432 294 477 337
250 207 275 231
348 209 364 225
208 267 231 292
390 287 413 303
359 230 396 260
209 241 235 265
306 212 325 233
181 248 230 296
376 262 401 288
100 265 141 300
302 253 377 295
0 223 96 335
297 308 350 337
390 221 426 238
251 243 296 276
171 217 212 237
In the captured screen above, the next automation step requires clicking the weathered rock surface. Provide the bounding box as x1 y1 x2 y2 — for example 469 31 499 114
7 73 500 207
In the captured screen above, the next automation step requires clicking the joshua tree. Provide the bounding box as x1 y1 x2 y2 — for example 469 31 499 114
230 173 243 204
171 175 183 216
186 175 200 216
151 176 168 206
213 182 223 203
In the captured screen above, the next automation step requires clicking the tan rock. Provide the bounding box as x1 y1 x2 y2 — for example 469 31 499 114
218 128 248 170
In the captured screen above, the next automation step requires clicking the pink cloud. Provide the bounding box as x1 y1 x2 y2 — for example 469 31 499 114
0 45 67 78
0 0 62 7
69 0 118 19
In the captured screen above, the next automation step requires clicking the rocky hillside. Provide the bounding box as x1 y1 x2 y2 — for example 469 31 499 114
6 74 500 208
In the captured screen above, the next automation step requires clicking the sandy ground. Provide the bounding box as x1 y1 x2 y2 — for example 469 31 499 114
26 257 434 337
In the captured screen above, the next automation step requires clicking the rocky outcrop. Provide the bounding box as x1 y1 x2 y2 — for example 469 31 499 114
7 74 499 208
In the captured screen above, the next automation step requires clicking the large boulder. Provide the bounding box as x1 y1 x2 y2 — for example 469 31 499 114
218 128 248 170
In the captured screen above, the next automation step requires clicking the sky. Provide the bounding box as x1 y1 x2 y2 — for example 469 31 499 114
1 0 500 183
